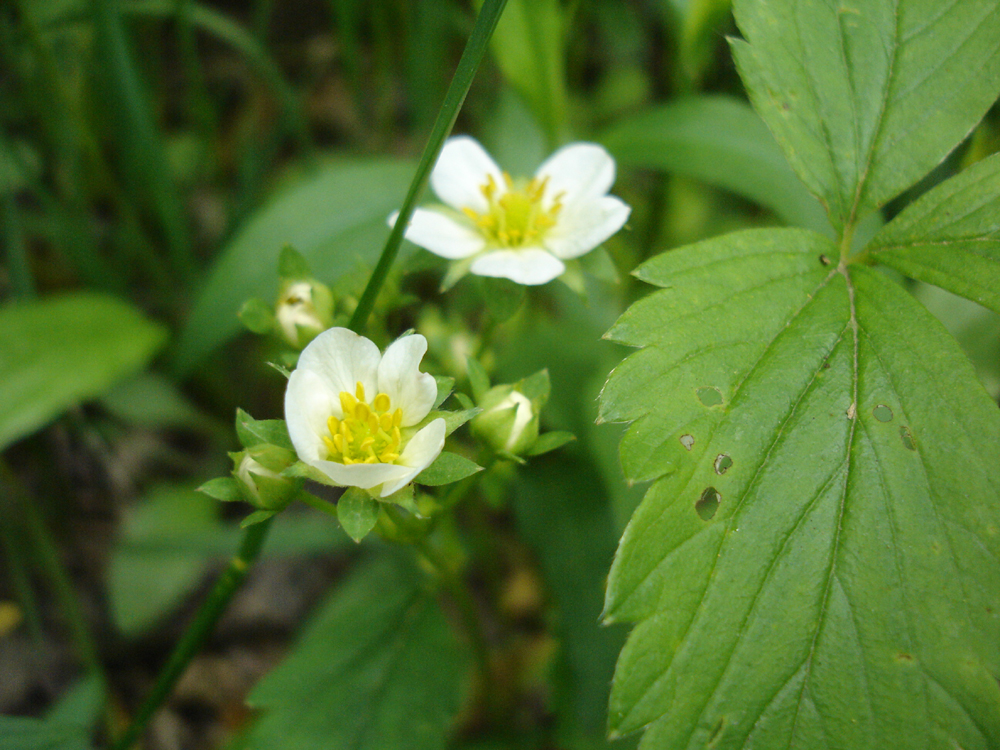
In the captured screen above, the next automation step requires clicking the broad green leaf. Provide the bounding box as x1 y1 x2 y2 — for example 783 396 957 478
46 677 104 729
100 373 211 430
243 553 471 750
110 486 347 633
173 159 414 375
868 151 1000 315
0 293 167 451
0 716 92 750
600 95 829 234
600 228 1000 748
731 0 1000 232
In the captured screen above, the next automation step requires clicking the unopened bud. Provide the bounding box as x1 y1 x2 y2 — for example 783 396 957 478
276 280 333 348
233 451 298 510
472 385 539 455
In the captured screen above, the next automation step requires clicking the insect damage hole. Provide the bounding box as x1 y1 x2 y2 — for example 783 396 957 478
900 426 916 451
696 386 723 407
680 434 695 451
714 453 733 475
696 487 721 521
873 404 893 422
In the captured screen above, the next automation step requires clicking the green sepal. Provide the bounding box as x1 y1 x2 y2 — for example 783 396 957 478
239 298 275 334
440 256 475 291
433 376 455 409
524 430 576 456
247 443 297 473
466 356 491 403
453 392 475 410
518 368 550 402
437 407 481 437
267 361 293 378
236 409 294 451
417 453 483 486
579 246 620 283
337 488 380 543
283 461 340 487
496 449 527 465
277 244 312 280
197 476 242 502
249 471 299 511
380 483 422 516
477 276 526 322
241 509 276 528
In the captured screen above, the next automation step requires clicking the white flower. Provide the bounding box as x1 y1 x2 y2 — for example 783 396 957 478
391 136 631 286
284 327 446 498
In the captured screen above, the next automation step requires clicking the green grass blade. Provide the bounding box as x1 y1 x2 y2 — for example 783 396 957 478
347 0 510 333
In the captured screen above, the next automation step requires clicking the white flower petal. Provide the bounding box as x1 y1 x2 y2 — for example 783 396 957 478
285 368 334 463
430 136 505 213
535 143 616 210
382 418 446 496
309 459 413 491
470 248 566 285
296 327 380 403
393 208 486 259
378 334 437 425
545 196 631 259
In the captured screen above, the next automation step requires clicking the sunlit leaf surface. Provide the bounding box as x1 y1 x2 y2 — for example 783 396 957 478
600 228 1000 748
731 0 1000 231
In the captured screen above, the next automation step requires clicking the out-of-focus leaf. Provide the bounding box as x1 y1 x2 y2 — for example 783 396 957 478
478 0 567 143
514 455 630 748
914 283 1000 401
0 293 167 451
600 227 1000 748
100 373 209 430
45 676 104 729
242 553 471 750
599 96 828 233
0 716 92 750
731 0 1000 232
173 159 415 375
869 151 1000 316
109 485 348 634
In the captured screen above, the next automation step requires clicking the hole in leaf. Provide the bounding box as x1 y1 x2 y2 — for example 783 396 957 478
714 454 733 475
819 254 831 266
899 426 916 451
873 404 893 422
697 387 723 407
696 487 720 521
896 653 914 663
679 434 695 451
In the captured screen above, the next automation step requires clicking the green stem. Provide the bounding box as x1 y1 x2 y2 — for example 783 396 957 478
296 490 340 518
112 518 273 750
348 0 511 334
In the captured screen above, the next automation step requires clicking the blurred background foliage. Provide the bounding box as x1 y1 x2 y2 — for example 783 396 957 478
1 0 998 748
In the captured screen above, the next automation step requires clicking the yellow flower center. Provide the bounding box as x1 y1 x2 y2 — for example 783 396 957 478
322 382 403 465
463 173 564 247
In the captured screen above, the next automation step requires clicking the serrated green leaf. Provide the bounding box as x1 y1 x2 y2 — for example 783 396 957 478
599 96 828 233
418 452 483 486
868 151 1000 315
731 0 1000 231
601 228 1000 747
337 488 380 542
173 159 414 375
0 293 167 451
243 554 471 750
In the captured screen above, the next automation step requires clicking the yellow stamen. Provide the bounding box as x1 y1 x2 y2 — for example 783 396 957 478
322 386 405 465
464 173 562 248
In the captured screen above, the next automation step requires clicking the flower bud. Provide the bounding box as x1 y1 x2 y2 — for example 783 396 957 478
233 449 298 511
275 280 334 349
472 385 539 455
